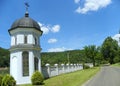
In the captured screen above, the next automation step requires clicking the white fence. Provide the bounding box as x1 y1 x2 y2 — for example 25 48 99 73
42 63 93 78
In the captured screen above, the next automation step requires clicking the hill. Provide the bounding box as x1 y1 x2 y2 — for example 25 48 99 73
41 50 91 66
0 47 89 67
0 47 10 67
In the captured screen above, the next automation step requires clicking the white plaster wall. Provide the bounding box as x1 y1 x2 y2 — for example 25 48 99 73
10 50 42 84
36 37 38 45
16 51 35 84
10 52 21 82
28 34 40 45
10 51 31 84
17 34 24 44
11 36 15 46
10 29 42 84
29 51 34 76
28 35 33 44
38 58 41 72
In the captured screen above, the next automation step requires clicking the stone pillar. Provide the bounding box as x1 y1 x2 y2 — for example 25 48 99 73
74 64 76 71
70 64 73 72
66 63 70 73
54 64 59 75
61 64 65 74
45 63 50 77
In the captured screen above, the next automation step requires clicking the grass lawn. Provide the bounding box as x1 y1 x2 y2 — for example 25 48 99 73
0 68 9 75
21 67 100 86
112 63 120 67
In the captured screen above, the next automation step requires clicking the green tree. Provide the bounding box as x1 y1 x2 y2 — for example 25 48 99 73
0 47 10 67
84 45 98 66
114 46 120 63
95 46 103 66
101 36 118 64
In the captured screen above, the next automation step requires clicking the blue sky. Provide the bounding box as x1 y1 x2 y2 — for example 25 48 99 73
0 0 120 52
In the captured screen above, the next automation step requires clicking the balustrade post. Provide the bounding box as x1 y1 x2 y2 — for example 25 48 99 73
54 64 59 75
45 63 50 77
61 64 65 74
66 63 70 73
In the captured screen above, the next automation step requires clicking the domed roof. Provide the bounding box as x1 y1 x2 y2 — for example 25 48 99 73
9 13 41 31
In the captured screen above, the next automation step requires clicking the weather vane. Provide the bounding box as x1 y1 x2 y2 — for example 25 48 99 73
25 2 30 12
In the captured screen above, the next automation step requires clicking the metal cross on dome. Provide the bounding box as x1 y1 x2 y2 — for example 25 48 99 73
25 2 30 12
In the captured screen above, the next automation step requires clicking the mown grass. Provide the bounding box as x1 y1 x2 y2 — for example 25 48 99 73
21 67 100 86
112 63 120 67
0 68 9 75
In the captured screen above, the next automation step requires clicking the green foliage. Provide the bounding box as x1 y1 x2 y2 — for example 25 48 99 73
31 71 44 85
41 50 86 66
0 75 3 86
0 47 10 67
83 45 98 66
101 36 119 64
0 68 9 75
1 74 16 86
114 56 120 63
114 47 120 63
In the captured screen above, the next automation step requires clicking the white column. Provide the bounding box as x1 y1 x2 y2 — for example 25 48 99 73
38 57 41 72
70 64 73 72
54 64 59 75
45 63 50 77
61 64 65 74
66 63 69 73
29 51 34 76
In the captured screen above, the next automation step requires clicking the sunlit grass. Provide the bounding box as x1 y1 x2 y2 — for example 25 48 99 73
21 67 100 86
112 63 120 67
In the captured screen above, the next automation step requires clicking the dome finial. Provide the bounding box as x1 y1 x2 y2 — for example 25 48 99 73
25 2 30 17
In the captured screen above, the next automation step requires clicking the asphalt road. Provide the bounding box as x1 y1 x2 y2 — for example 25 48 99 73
83 66 120 86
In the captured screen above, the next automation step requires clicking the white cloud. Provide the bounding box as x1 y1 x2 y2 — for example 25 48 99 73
112 34 120 45
48 47 73 52
74 0 80 4
48 38 57 43
75 0 112 14
38 22 49 34
38 22 61 34
51 25 60 33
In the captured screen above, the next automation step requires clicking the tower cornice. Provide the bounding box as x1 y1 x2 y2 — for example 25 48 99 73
9 44 42 52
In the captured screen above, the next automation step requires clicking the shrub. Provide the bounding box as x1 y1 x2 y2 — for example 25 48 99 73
114 56 120 63
0 75 3 86
1 74 16 86
83 64 90 69
31 71 44 85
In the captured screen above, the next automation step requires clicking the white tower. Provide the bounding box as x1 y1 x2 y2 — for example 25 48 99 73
8 10 43 84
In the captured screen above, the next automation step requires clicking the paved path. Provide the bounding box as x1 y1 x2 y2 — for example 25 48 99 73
83 66 120 86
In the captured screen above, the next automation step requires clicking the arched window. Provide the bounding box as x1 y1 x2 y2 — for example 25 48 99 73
34 57 38 71
24 36 27 44
22 51 29 76
35 37 37 45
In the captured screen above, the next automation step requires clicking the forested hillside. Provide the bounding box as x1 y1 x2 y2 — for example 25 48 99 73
0 48 89 67
0 47 10 67
41 50 89 66
1 36 120 67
